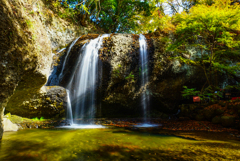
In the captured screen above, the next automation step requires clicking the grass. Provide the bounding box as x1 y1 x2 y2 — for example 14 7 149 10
5 113 46 124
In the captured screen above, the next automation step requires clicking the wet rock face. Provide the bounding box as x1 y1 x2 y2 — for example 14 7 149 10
100 34 154 107
0 0 93 139
98 34 205 115
6 86 67 119
0 0 53 139
53 33 206 117
100 34 142 107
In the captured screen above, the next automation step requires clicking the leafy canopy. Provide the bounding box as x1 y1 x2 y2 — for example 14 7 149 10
63 0 154 33
93 0 153 33
168 0 240 99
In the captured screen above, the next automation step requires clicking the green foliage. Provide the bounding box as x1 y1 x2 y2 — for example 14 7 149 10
52 0 154 33
29 11 34 15
32 34 37 41
125 72 134 81
112 69 120 78
112 64 122 78
94 0 153 33
182 86 200 99
32 117 45 121
5 113 46 123
182 86 223 101
168 0 240 99
134 0 176 34
25 19 33 29
46 0 78 23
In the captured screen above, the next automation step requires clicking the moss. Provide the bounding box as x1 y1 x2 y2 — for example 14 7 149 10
5 113 48 124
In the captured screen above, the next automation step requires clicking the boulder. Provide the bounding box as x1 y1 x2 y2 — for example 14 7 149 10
203 109 215 120
212 116 221 124
219 101 226 107
5 86 67 119
221 116 236 127
195 114 205 121
215 109 225 115
3 117 18 132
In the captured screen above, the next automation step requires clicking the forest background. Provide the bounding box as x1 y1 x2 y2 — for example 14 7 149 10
48 0 240 100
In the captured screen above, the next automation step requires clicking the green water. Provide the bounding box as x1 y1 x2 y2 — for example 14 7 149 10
1 127 240 161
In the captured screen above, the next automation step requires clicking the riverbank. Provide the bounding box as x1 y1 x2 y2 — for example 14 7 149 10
4 113 240 141
99 118 240 141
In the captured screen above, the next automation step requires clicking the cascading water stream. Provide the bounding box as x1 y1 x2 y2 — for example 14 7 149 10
139 34 150 123
59 36 81 80
66 90 73 125
66 34 109 125
134 34 160 128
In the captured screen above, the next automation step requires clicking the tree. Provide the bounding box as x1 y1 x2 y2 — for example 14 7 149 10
133 0 175 34
168 0 240 99
64 0 153 33
94 0 153 33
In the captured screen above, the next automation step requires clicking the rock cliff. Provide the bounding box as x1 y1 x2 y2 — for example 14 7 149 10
51 33 206 118
0 0 102 139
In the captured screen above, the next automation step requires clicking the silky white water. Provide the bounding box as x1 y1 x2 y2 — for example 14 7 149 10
66 89 73 125
139 34 150 123
66 34 109 124
58 125 105 129
59 36 81 80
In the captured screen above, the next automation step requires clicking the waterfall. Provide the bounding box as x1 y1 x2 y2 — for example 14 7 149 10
59 36 81 80
67 34 109 124
139 34 150 123
66 90 73 125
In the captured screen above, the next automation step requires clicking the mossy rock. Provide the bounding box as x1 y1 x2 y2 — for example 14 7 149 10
162 113 169 119
203 109 215 120
233 105 240 111
212 116 221 124
228 105 235 109
219 102 226 107
221 116 236 127
189 104 197 111
195 114 205 121
215 109 225 115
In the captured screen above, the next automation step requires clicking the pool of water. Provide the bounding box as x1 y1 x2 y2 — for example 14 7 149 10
1 127 240 161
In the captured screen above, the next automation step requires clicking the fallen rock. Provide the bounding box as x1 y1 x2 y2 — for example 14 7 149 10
5 86 67 119
203 109 215 120
3 117 18 132
221 116 236 127
195 114 205 121
215 109 225 115
212 116 221 124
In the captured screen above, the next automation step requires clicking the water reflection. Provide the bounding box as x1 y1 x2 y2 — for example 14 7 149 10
1 128 240 161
